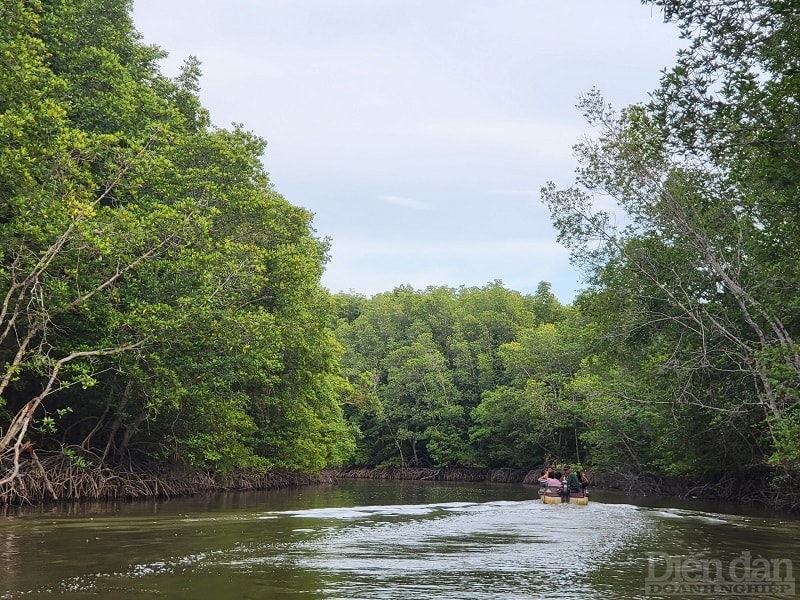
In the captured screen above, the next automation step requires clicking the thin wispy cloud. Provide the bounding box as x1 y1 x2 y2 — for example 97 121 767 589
379 195 432 211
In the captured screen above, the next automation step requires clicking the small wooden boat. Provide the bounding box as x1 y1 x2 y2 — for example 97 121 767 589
540 485 564 504
538 485 589 505
568 491 589 506
542 489 562 504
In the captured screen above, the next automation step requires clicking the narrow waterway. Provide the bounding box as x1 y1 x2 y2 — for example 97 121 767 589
1 480 797 599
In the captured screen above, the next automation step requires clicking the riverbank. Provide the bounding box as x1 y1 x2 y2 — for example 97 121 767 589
337 466 535 484
0 451 332 505
4 455 798 512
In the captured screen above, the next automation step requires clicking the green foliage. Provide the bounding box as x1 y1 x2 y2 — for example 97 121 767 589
334 282 577 469
0 0 353 480
534 1 800 485
470 384 547 468
769 404 800 470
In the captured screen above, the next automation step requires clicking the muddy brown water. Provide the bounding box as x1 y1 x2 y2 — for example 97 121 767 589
1 479 798 599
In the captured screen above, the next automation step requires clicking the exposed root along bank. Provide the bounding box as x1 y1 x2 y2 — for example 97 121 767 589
0 449 332 505
590 470 800 511
338 467 537 484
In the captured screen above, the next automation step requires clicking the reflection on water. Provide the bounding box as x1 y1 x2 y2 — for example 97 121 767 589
1 480 798 599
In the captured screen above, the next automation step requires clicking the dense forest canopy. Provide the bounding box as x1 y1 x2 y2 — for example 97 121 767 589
332 282 581 470
1 0 797 507
0 0 353 489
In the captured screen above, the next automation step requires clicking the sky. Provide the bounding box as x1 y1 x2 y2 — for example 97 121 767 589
131 1 683 303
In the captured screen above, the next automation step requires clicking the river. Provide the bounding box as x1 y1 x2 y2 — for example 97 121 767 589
1 479 797 599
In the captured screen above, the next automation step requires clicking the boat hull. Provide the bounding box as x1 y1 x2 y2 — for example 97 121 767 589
539 486 589 505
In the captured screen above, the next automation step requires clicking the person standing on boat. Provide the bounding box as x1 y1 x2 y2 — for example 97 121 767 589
537 468 551 496
538 468 551 485
564 466 581 494
579 470 590 491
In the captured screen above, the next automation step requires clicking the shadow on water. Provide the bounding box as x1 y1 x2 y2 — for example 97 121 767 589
1 480 798 599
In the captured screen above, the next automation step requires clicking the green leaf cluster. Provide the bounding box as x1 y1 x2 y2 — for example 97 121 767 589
333 282 584 469
0 0 352 476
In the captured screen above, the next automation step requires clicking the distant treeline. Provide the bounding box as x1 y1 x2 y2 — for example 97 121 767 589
330 280 796 510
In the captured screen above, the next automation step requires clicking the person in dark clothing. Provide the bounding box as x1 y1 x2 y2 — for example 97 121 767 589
564 465 581 494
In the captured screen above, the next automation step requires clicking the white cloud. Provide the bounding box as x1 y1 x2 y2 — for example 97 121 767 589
378 195 432 211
